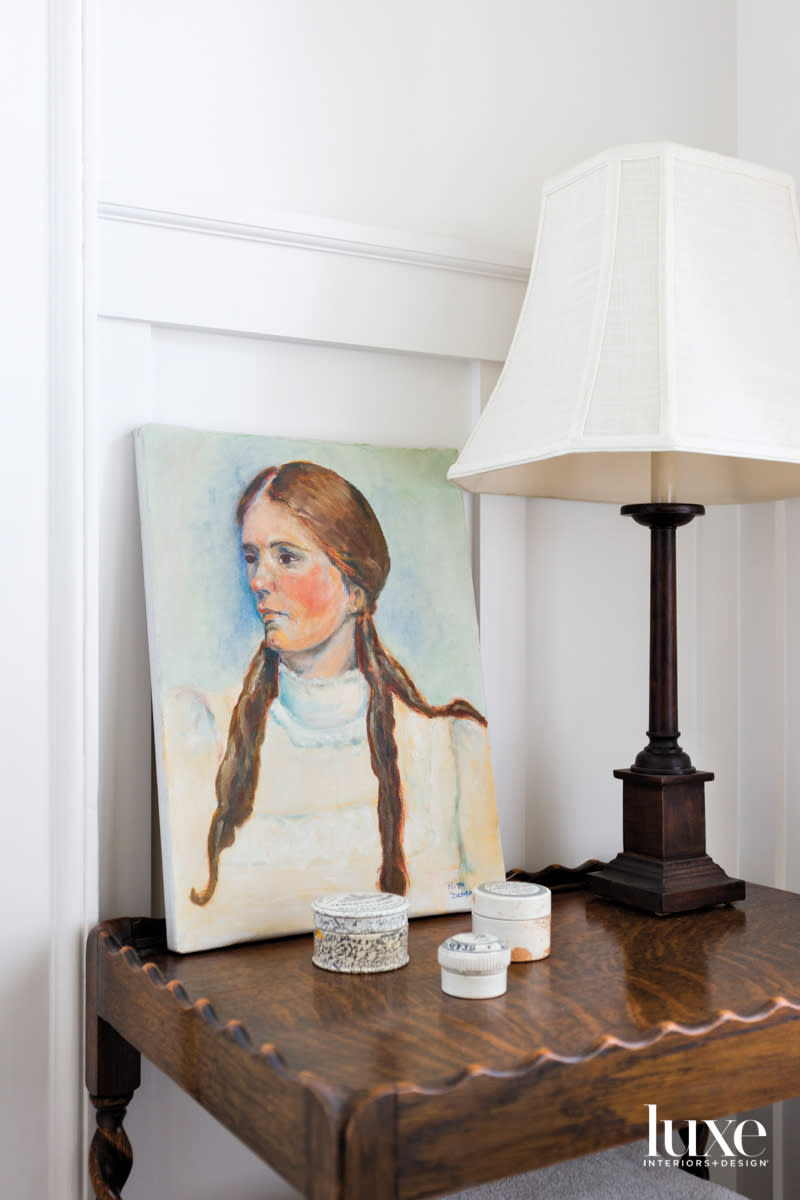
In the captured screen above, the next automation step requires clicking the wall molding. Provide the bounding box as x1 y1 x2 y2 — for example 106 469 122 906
96 202 528 362
97 201 531 283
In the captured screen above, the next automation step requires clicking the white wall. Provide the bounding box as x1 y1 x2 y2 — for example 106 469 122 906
96 0 735 250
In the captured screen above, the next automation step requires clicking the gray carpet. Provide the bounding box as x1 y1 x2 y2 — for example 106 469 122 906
445 1140 746 1199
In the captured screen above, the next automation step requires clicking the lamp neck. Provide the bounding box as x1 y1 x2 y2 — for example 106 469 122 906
650 452 678 503
621 502 704 776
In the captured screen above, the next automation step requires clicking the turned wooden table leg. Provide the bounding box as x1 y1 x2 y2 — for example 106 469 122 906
89 1093 135 1199
86 927 142 1199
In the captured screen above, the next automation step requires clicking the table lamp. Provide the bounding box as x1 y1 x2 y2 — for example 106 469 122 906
449 144 800 915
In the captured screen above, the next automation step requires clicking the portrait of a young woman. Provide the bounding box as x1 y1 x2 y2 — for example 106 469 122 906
139 429 504 952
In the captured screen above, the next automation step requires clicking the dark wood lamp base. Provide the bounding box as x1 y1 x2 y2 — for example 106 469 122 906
590 769 745 914
587 502 745 915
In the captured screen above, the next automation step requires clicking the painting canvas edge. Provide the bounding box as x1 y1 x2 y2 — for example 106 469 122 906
134 426 180 951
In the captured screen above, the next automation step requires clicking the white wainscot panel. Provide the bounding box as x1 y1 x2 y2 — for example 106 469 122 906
96 321 157 921
148 323 476 448
479 491 528 867
524 499 650 871
738 502 786 888
694 505 741 877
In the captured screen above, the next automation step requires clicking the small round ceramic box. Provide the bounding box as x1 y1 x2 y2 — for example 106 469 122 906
472 880 551 963
437 932 511 999
311 892 409 973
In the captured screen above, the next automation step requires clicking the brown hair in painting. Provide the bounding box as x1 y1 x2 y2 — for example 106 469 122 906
190 460 486 906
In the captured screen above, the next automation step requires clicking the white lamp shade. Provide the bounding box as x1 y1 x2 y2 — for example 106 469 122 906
448 144 800 503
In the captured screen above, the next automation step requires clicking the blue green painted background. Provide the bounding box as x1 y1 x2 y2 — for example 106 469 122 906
136 424 486 711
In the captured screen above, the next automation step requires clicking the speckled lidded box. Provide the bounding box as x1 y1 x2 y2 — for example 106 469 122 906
312 892 409 973
472 880 551 963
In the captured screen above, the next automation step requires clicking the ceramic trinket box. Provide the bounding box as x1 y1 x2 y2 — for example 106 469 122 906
437 931 511 998
472 880 551 962
312 891 409 973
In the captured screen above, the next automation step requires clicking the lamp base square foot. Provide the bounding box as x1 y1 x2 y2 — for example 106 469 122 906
588 853 745 914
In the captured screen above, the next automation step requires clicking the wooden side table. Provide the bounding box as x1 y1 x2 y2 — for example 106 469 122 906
86 883 800 1199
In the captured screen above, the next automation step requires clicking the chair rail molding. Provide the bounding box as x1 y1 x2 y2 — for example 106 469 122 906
97 201 531 282
96 201 528 362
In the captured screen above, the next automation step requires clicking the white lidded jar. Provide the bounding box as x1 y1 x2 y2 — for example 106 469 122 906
312 892 409 973
472 880 551 963
437 932 511 998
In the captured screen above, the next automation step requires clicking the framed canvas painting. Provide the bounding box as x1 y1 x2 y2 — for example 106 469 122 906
136 424 505 952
